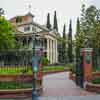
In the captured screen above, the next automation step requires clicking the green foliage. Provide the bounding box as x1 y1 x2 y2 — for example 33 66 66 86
75 5 100 69
61 24 67 63
79 5 100 48
42 66 64 73
68 20 73 63
0 16 15 50
0 82 32 89
53 11 58 31
0 67 32 75
46 13 51 29
0 8 4 16
92 78 100 84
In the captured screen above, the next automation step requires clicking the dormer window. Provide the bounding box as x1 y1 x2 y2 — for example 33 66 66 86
24 26 30 32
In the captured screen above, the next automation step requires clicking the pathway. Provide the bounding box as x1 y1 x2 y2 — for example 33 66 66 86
42 72 96 96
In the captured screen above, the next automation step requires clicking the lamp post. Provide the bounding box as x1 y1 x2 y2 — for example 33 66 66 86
32 33 38 96
32 33 44 97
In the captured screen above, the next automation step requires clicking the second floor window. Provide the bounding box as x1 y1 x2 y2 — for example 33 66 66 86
24 26 30 32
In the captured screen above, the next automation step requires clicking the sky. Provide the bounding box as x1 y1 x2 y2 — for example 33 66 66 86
0 0 99 36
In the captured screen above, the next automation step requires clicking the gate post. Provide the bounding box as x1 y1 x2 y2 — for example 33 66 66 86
80 48 93 82
75 48 93 88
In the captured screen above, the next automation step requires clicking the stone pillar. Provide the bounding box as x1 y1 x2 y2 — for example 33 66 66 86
80 48 93 82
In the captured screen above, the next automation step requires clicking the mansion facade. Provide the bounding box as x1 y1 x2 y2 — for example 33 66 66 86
10 12 59 64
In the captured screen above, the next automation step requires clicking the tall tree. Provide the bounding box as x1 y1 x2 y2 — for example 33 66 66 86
62 24 67 63
75 17 81 59
53 11 58 31
0 8 4 16
76 4 100 68
76 17 80 36
46 13 51 29
68 19 73 63
0 16 15 50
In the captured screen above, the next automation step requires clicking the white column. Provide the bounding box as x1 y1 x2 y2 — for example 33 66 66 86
52 40 54 64
50 39 52 64
47 38 50 62
49 39 52 64
55 40 58 63
53 40 56 64
26 37 29 47
54 40 56 63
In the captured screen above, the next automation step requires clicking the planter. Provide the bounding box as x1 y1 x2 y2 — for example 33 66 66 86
85 82 100 93
0 88 32 98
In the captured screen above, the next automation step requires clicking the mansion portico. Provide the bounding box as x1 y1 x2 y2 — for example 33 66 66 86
10 12 59 64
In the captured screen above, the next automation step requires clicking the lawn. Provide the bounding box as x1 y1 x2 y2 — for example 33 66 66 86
0 67 32 75
0 82 32 89
42 66 65 73
0 65 67 75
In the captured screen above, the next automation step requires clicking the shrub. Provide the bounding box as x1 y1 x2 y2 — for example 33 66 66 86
92 78 100 84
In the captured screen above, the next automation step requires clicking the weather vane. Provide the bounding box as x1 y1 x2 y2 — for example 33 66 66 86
28 4 32 13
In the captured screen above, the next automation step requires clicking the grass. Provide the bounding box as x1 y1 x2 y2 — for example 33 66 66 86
93 67 100 72
0 67 32 75
0 64 73 75
42 66 65 73
0 82 32 89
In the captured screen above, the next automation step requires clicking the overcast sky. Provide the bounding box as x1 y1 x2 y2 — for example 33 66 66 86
0 0 99 36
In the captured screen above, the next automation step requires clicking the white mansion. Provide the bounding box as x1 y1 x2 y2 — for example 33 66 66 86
10 12 60 64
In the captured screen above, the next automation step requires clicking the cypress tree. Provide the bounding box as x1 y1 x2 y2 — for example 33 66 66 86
62 24 67 63
0 8 4 16
53 11 58 31
68 19 73 63
76 17 80 36
75 17 80 59
46 13 51 29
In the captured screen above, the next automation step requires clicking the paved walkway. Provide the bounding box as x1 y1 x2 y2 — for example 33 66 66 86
42 72 96 96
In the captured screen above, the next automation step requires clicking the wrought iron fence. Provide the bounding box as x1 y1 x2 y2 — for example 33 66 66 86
0 50 33 67
0 50 33 90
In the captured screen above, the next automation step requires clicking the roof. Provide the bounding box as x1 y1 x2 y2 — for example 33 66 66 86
25 12 34 18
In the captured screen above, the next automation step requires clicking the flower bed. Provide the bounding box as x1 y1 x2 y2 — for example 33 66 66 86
0 75 33 83
85 82 100 93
